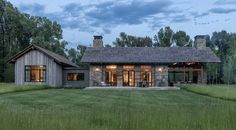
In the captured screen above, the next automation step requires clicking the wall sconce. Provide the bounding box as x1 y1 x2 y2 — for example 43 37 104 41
95 67 100 72
158 67 163 72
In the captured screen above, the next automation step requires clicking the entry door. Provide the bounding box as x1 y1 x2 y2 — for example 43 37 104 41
123 71 135 86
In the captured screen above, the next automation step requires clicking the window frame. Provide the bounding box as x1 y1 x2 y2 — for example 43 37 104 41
67 73 85 81
25 65 47 82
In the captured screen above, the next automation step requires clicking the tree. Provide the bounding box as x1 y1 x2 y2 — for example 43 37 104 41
173 31 191 47
104 44 112 47
154 26 174 47
210 31 235 83
67 44 88 68
113 32 153 47
222 34 236 84
0 0 70 82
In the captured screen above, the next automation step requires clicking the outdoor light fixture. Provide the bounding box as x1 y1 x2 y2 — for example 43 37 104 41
173 62 177 65
158 67 163 72
95 68 100 71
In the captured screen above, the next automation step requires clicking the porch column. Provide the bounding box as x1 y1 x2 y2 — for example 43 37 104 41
135 65 140 87
117 65 123 86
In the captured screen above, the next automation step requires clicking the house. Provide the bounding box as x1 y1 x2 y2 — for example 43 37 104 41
8 35 220 87
8 44 89 87
81 35 220 87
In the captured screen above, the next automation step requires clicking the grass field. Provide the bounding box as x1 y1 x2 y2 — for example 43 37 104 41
0 85 235 130
0 83 48 95
185 84 236 101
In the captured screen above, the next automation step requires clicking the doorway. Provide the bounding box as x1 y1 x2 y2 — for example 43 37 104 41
123 71 135 86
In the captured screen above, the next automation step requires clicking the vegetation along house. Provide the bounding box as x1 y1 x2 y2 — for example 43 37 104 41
8 35 220 87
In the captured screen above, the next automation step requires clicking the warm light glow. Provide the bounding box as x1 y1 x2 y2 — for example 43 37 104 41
187 62 194 65
106 65 117 69
158 67 163 72
123 65 134 69
95 68 100 71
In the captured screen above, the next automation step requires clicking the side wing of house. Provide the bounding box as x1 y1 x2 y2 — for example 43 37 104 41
15 50 63 87
63 67 89 87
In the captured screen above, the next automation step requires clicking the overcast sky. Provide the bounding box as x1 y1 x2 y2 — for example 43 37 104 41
7 0 236 48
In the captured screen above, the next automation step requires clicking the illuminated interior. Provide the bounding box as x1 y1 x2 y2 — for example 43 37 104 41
105 65 117 86
25 65 46 82
123 65 135 86
67 73 84 81
140 65 152 87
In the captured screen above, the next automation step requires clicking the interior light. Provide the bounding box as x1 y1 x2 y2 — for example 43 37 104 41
95 68 100 71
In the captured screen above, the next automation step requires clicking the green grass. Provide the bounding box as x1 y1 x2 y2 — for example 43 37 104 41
0 83 48 95
184 84 236 101
0 86 235 130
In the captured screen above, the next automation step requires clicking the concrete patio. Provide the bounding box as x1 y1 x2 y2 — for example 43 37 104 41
85 86 180 90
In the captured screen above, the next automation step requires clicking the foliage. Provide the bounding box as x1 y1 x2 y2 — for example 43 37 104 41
113 32 153 47
223 40 236 84
184 84 236 101
0 83 48 95
173 31 192 46
0 88 236 129
154 26 174 47
67 44 88 68
210 31 236 83
0 0 71 82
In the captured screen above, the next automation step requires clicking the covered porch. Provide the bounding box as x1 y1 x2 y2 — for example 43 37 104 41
89 63 206 87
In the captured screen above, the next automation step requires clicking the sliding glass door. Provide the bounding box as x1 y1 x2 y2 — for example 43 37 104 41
123 70 135 86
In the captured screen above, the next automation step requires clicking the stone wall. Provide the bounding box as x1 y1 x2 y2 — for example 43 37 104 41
155 66 168 86
89 65 102 86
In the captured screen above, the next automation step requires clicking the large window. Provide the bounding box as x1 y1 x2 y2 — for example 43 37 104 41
105 65 117 86
67 73 84 81
25 65 46 82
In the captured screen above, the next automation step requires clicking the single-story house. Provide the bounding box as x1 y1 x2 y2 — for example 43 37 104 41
8 35 220 87
8 44 89 87
81 35 220 87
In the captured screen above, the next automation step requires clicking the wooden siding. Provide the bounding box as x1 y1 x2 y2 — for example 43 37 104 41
15 50 62 87
63 68 89 87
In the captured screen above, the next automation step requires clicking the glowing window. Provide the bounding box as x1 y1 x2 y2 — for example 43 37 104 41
123 65 134 69
106 65 117 69
25 65 46 82
67 73 84 81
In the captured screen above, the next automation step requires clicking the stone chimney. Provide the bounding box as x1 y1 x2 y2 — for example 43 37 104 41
194 35 207 49
93 35 103 48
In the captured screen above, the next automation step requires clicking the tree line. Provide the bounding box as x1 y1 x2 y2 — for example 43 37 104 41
0 0 236 84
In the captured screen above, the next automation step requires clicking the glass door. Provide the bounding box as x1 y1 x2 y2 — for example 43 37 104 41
140 71 152 87
123 71 135 86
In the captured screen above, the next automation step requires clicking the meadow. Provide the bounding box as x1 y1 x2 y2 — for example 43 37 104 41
0 84 235 130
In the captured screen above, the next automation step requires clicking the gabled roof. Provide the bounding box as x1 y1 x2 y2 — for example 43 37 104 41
8 44 78 67
81 47 221 64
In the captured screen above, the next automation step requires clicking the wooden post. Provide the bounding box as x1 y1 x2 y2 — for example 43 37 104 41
184 65 186 82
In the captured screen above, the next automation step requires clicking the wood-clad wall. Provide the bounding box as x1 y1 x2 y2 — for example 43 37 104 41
15 50 62 87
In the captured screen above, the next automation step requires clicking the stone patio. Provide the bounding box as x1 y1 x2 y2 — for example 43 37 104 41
84 86 180 90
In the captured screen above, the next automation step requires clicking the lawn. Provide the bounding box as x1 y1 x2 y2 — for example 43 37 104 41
0 83 48 95
185 84 236 101
0 86 235 130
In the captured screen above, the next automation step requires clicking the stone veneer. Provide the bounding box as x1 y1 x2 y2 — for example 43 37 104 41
89 65 169 87
155 66 168 86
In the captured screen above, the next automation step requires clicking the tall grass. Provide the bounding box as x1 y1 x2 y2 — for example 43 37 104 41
184 84 236 101
0 83 48 95
0 89 235 130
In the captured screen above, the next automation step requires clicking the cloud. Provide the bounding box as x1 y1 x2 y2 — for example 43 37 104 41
19 3 45 14
214 0 236 5
17 0 196 34
171 15 190 23
191 12 209 18
209 8 236 14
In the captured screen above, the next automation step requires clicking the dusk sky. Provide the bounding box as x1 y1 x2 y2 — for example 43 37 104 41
8 0 236 48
